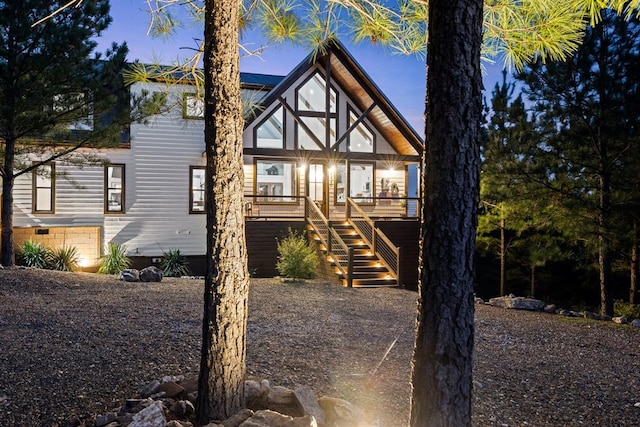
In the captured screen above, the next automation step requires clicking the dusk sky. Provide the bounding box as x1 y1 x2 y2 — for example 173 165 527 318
96 1 506 133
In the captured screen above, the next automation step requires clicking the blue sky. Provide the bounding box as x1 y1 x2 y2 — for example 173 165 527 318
96 1 506 133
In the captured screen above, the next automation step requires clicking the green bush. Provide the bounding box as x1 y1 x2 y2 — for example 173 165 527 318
98 242 131 274
614 300 640 320
276 228 318 279
17 240 51 268
161 249 191 277
49 246 80 272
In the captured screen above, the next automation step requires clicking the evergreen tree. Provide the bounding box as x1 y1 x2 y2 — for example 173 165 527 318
0 0 129 266
516 10 640 315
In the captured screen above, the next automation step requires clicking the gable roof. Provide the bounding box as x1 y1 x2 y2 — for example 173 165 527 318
245 39 424 156
240 72 284 90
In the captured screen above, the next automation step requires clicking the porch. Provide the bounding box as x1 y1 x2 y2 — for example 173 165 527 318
244 195 420 289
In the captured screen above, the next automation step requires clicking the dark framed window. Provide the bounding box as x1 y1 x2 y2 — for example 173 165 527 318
294 71 338 150
105 164 125 213
255 159 298 203
33 163 55 213
255 106 284 148
349 162 375 204
190 166 206 213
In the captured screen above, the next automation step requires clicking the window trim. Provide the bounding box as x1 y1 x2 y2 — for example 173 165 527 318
104 164 125 214
190 166 206 214
32 163 55 214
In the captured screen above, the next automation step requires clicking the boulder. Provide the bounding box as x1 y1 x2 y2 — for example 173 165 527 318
238 410 316 427
95 412 117 427
138 380 160 398
266 386 305 417
543 304 557 314
318 396 359 427
222 409 255 427
140 266 163 282
170 400 195 417
158 381 185 398
632 319 640 327
613 316 628 324
129 401 166 427
119 269 140 282
246 379 270 410
294 386 325 426
488 295 545 311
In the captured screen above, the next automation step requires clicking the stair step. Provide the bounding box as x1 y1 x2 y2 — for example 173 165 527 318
342 277 398 287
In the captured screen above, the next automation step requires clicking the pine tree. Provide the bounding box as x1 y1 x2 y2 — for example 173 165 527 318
0 0 129 266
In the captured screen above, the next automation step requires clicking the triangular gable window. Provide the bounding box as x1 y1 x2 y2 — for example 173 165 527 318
256 106 284 148
348 109 374 153
295 72 338 150
297 73 336 113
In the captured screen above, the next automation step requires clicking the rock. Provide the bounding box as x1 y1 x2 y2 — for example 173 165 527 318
139 380 161 398
158 381 185 398
239 410 316 427
294 386 325 426
180 376 199 395
543 304 557 314
170 400 195 417
246 379 270 410
266 385 305 417
167 421 193 427
488 295 545 311
222 408 255 427
129 401 166 427
613 316 628 324
95 412 117 427
318 396 359 427
583 311 599 320
140 266 163 282
119 269 140 282
474 297 485 304
162 375 185 383
632 319 640 327
125 399 147 410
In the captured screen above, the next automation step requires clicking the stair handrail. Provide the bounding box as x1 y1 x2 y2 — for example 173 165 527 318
346 197 401 282
306 197 352 283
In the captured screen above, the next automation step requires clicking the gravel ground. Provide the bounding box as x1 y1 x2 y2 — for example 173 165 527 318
0 268 639 426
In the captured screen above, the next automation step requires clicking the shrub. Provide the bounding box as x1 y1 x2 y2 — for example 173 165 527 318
276 228 318 279
98 242 131 274
614 300 640 321
49 246 80 272
17 240 51 268
161 249 191 277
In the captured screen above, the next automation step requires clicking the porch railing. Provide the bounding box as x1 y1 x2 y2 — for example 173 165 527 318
346 197 401 282
305 197 354 286
244 195 306 219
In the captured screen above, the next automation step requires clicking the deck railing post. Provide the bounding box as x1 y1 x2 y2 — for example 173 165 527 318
347 247 354 288
397 246 403 288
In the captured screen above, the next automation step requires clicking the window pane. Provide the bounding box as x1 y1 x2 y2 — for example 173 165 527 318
191 168 205 212
185 94 204 118
335 163 346 203
297 117 335 150
350 163 374 203
256 107 284 148
106 165 124 212
349 111 374 153
297 74 336 113
34 164 53 213
256 161 297 202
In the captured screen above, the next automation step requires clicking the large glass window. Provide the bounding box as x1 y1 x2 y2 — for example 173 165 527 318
350 163 374 204
105 164 125 213
256 107 284 148
33 164 55 213
297 74 336 113
348 110 374 153
297 117 336 150
256 160 297 203
335 163 346 203
190 167 206 213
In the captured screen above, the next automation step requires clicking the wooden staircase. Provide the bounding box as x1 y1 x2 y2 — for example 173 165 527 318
312 221 398 287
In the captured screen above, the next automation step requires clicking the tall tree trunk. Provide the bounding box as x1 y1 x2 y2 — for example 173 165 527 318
1 138 15 267
500 212 506 296
530 265 536 299
630 220 638 305
410 0 482 425
196 0 249 423
599 165 613 317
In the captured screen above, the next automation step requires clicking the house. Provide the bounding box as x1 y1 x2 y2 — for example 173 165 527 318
8 40 423 288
